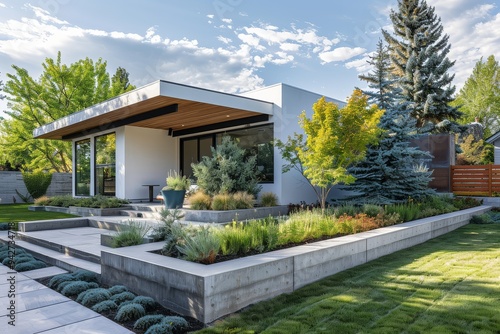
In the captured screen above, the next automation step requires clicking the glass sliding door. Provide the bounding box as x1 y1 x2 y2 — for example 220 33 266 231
95 133 116 196
75 139 91 196
181 135 214 178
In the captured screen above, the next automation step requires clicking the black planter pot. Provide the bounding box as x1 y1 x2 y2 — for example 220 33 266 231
161 189 186 209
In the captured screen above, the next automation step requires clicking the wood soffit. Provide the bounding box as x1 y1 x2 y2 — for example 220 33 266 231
37 96 267 140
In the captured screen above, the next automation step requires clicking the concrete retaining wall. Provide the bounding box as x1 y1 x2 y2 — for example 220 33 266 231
100 205 490 323
183 205 289 223
0 171 71 204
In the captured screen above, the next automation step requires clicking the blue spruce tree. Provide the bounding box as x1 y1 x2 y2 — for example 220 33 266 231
348 41 434 204
382 0 462 134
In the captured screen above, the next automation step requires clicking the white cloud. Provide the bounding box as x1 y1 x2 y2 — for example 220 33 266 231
345 52 374 74
217 35 232 44
207 14 214 19
222 18 232 24
319 47 366 63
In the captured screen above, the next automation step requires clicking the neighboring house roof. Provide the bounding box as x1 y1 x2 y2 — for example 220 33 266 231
486 131 500 144
33 80 274 140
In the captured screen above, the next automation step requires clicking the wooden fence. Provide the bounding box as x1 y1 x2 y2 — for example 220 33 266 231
450 165 500 196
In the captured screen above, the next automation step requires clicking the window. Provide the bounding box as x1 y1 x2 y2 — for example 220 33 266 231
181 135 214 178
75 139 91 196
217 124 274 182
95 133 116 196
181 124 274 183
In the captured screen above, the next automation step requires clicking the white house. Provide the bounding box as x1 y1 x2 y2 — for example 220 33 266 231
33 80 345 204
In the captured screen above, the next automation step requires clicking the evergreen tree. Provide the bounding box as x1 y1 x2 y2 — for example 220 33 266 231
382 0 462 133
110 67 135 96
349 39 434 204
347 102 434 204
358 39 397 110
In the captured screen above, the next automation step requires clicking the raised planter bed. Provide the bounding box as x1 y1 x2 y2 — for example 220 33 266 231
183 205 289 223
100 205 491 324
29 205 132 217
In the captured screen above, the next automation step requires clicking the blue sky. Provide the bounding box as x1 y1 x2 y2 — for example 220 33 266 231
0 0 499 118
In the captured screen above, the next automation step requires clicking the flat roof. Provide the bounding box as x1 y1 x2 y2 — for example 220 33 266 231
33 80 274 140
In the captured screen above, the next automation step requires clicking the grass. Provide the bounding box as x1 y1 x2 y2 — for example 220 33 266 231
0 203 77 225
195 223 500 333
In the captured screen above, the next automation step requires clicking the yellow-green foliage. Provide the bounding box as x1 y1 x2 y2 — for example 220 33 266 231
211 193 236 211
188 191 212 210
260 192 278 207
297 91 383 209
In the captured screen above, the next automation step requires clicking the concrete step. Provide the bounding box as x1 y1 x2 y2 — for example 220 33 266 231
119 209 162 219
15 231 103 264
128 204 165 212
0 232 101 276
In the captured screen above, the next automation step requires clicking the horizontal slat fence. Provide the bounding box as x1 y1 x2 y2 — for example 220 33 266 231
451 165 500 196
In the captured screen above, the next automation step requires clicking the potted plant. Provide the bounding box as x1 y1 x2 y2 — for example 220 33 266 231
161 170 191 209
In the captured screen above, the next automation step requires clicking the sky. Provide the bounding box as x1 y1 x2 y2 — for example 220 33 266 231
0 0 499 119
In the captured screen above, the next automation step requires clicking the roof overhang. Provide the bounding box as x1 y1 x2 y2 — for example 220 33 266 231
33 80 274 140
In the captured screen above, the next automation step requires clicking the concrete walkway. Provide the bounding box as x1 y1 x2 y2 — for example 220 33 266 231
0 264 133 334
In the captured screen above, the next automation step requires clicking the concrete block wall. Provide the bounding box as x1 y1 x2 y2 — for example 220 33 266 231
100 205 490 323
0 171 71 204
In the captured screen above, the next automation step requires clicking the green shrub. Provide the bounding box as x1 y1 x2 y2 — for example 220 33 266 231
211 193 237 211
61 281 99 297
164 170 191 191
108 285 129 295
112 220 150 248
114 303 146 322
2 254 33 266
111 291 136 305
232 191 254 209
76 288 111 303
188 191 212 210
260 192 278 207
162 315 189 330
14 260 46 272
334 204 360 218
48 273 76 289
150 209 184 242
361 204 383 218
134 315 165 330
145 323 173 334
470 214 494 224
452 196 482 210
132 296 157 311
22 171 53 201
73 269 99 283
78 289 112 308
191 135 262 196
91 300 118 314
56 280 74 292
384 203 421 222
176 227 221 264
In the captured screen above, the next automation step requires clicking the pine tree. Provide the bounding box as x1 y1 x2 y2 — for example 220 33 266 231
382 0 462 133
347 102 435 204
349 38 434 204
358 39 398 110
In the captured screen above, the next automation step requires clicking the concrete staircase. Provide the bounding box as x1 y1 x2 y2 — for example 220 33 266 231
0 204 169 277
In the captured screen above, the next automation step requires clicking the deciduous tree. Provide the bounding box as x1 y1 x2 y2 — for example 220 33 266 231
452 55 500 139
0 52 136 172
283 90 383 211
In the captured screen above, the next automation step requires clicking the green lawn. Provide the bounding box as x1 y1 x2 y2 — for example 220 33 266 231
0 203 77 224
197 224 500 334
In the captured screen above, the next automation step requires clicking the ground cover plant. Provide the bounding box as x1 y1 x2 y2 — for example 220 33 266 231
39 269 204 333
156 196 482 264
195 223 500 333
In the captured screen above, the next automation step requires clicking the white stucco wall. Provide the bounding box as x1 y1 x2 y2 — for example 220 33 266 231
120 126 177 200
241 84 346 205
